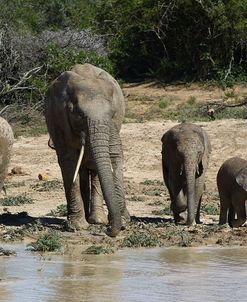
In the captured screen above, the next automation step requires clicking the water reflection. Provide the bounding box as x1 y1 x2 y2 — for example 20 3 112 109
0 244 247 302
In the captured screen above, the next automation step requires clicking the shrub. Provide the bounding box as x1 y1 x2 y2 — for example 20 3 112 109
0 194 34 206
84 245 114 255
121 233 161 248
27 231 62 252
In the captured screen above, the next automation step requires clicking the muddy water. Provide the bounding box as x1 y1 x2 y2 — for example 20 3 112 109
0 244 247 302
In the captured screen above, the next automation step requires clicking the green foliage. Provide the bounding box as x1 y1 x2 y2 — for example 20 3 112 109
27 231 62 252
0 194 34 206
84 245 114 255
178 232 192 247
0 0 98 33
159 99 169 109
95 0 247 81
127 195 145 202
152 206 171 216
2 0 247 98
121 233 161 248
187 96 196 105
14 121 47 138
46 43 114 79
141 179 163 186
32 180 63 192
201 203 220 215
0 247 16 256
47 204 67 217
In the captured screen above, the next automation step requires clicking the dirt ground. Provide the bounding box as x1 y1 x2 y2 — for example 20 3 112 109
1 82 247 253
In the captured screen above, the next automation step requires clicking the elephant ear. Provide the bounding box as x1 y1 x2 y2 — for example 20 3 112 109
236 165 247 191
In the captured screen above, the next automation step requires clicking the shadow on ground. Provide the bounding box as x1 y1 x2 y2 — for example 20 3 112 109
0 212 65 227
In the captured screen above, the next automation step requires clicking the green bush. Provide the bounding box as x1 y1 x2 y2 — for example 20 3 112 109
84 245 114 255
46 43 114 79
95 0 247 82
121 233 161 248
0 194 34 206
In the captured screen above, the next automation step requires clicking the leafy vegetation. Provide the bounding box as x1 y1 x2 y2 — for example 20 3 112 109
141 179 164 186
0 194 34 206
201 203 220 216
27 231 62 252
95 0 247 83
1 0 247 130
84 245 114 255
47 204 67 217
122 233 161 248
32 180 63 192
0 247 16 256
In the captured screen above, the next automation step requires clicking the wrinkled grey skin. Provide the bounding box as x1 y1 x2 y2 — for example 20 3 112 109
217 157 247 227
45 63 130 237
161 122 211 225
0 117 14 193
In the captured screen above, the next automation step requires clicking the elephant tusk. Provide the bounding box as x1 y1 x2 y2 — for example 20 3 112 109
73 145 85 183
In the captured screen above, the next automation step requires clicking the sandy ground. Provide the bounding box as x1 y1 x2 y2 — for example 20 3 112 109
1 83 247 251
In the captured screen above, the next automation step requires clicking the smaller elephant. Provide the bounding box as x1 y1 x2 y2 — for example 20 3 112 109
217 157 247 227
0 117 14 193
161 122 211 226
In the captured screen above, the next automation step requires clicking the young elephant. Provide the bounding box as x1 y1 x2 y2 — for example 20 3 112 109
161 122 211 226
217 157 247 227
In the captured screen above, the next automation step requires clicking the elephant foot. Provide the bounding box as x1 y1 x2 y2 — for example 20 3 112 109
174 212 187 225
66 215 89 231
230 218 246 228
88 211 108 225
105 226 121 237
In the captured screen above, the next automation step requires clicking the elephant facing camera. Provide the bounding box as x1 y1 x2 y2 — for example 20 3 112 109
161 122 211 226
45 63 130 237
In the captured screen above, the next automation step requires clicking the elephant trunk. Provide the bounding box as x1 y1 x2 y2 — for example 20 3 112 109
88 119 121 236
184 157 196 226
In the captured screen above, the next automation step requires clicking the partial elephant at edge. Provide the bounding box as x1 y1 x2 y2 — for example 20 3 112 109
217 156 247 228
0 117 14 194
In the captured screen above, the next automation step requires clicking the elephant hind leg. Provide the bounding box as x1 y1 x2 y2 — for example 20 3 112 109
230 202 246 228
218 192 230 225
228 204 236 227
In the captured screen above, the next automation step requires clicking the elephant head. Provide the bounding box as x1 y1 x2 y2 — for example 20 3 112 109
45 64 125 236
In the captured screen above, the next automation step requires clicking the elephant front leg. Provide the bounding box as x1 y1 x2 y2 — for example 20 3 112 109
171 189 187 225
79 168 90 221
58 152 89 231
88 170 108 225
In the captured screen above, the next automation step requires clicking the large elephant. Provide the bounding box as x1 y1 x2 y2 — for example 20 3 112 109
161 122 211 225
45 63 130 237
217 157 247 227
0 117 14 193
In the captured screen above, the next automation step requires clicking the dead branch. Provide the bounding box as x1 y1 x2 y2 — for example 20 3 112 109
0 66 43 96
